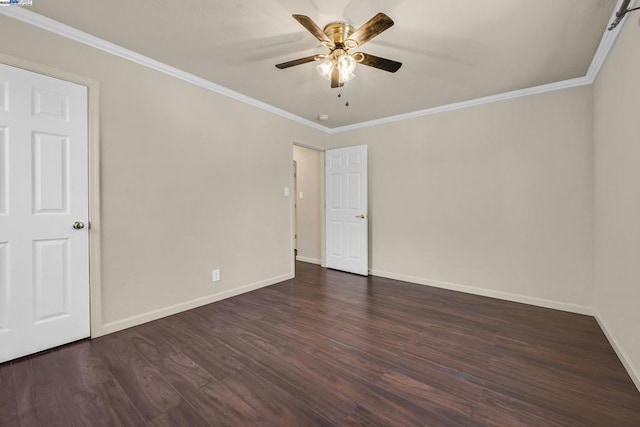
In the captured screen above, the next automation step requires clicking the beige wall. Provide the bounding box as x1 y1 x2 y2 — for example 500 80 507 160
0 16 326 332
594 16 640 388
293 145 322 264
327 87 594 310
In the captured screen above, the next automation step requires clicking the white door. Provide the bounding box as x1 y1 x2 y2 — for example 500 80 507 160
0 63 89 363
325 145 368 275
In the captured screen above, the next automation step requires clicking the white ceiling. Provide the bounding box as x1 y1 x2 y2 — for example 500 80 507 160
27 0 617 128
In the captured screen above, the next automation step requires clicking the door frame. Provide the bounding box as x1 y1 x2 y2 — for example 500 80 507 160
0 52 103 338
291 142 326 270
293 159 297 255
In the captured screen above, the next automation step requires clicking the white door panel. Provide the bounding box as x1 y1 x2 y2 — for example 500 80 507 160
0 63 89 363
0 128 7 215
325 145 368 275
0 242 8 332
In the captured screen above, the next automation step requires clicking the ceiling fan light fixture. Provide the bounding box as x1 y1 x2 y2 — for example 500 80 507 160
337 53 356 83
316 59 334 80
340 72 355 84
337 54 356 75
317 53 357 83
278 13 400 88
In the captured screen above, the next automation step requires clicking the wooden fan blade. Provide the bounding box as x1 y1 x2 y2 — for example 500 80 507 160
356 53 402 73
331 65 340 88
292 14 334 47
275 55 321 69
346 13 394 48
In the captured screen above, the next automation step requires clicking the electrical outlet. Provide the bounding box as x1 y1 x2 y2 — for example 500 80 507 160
212 269 221 282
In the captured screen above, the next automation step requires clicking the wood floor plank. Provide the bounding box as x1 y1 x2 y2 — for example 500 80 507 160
1 261 639 426
479 353 640 425
340 405 402 427
226 294 407 360
51 340 113 393
69 380 146 427
494 335 635 390
221 370 335 426
176 377 270 426
402 326 495 377
373 370 476 419
154 311 247 381
92 334 182 421
473 387 591 427
192 304 387 383
46 340 145 426
146 400 211 427
0 362 18 426
185 310 357 424
202 318 471 426
491 340 639 404
124 326 215 390
11 350 87 427
124 322 271 426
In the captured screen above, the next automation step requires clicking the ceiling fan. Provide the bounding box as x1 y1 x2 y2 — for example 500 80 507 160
275 13 402 88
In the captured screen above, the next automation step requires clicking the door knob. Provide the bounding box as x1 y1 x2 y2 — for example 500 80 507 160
355 214 366 219
73 221 85 230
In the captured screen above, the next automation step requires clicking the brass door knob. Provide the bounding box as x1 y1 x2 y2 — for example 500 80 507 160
355 214 366 219
73 221 85 230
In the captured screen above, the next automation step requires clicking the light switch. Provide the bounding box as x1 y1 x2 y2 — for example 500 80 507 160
299 192 304 199
284 186 290 196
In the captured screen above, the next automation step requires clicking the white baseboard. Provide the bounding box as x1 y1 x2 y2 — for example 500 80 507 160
369 269 593 316
99 272 294 336
594 312 640 392
295 255 321 265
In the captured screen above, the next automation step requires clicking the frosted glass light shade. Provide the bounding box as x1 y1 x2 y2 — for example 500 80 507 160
337 54 356 74
316 59 334 80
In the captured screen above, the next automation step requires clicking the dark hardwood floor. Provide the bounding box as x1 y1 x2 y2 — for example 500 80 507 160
2 261 639 426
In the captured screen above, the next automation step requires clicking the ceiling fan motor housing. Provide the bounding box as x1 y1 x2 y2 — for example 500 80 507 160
323 22 356 48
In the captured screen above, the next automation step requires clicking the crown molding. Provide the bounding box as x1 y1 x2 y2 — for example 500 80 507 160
0 3 632 135
327 0 634 134
326 76 592 134
586 0 637 82
0 6 332 133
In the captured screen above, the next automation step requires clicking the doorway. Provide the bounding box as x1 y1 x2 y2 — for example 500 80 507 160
292 145 323 267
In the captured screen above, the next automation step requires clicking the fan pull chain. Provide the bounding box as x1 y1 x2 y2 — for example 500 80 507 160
337 87 350 107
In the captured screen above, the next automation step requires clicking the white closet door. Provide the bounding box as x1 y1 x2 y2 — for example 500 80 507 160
0 63 89 363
